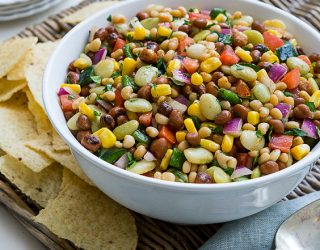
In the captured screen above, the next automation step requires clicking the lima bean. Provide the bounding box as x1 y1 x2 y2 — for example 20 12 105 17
193 30 210 42
287 57 310 75
231 64 257 82
113 120 139 140
240 130 265 151
94 59 114 78
186 44 207 60
134 66 158 86
184 148 213 164
67 112 81 130
199 93 221 120
243 30 264 45
127 160 156 174
206 166 231 183
252 83 271 103
124 98 152 113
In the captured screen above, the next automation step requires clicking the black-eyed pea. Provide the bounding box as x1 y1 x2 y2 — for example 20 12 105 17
270 108 283 120
155 113 169 125
270 94 279 106
299 90 311 102
285 121 300 130
114 141 123 148
188 171 197 183
279 153 289 163
198 127 212 138
168 38 179 51
200 72 212 83
198 164 208 173
217 76 231 89
154 171 162 179
248 150 258 158
274 90 284 102
177 140 189 151
220 100 231 110
242 123 256 131
158 12 173 22
259 107 270 118
283 96 294 106
146 127 159 138
276 82 287 91
269 149 281 161
182 161 191 174
162 172 176 182
190 164 198 172
134 145 147 159
123 135 135 149
250 100 263 111
260 147 270 155
257 122 269 135
259 152 271 164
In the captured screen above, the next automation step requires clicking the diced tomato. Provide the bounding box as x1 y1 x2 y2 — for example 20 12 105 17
269 135 293 153
235 80 251 98
182 57 199 74
189 12 211 21
114 88 124 107
263 31 284 51
59 94 79 112
178 37 194 56
139 112 152 127
237 153 250 167
220 49 240 66
298 55 312 68
282 68 300 89
158 125 176 144
113 38 126 52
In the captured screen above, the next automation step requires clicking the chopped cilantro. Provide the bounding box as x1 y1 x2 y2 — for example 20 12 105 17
93 110 100 117
256 130 263 138
126 152 137 169
107 15 112 22
305 102 316 112
90 75 101 84
213 125 223 134
210 8 227 19
284 128 308 137
156 58 167 75
104 84 113 92
111 71 121 79
67 94 76 100
183 19 191 25
252 155 259 167
317 127 320 138
268 126 273 141
188 7 197 12
224 167 234 175
283 91 294 97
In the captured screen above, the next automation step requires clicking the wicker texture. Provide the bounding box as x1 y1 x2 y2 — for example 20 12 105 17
0 0 317 249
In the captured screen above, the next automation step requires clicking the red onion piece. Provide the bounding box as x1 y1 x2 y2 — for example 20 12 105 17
144 151 156 161
231 166 252 179
114 153 128 169
221 28 231 35
268 63 287 83
301 119 318 139
223 118 243 137
200 10 210 15
92 48 107 65
275 103 291 119
172 69 191 85
57 87 70 96
175 95 189 106
168 98 187 113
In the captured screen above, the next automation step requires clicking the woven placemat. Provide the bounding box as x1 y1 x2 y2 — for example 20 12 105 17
0 0 318 249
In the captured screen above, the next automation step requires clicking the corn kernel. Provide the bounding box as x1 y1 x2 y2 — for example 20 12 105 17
151 84 172 98
79 102 94 120
235 47 253 63
133 26 148 40
122 58 137 76
291 144 310 160
310 90 320 107
73 58 90 70
187 102 206 121
263 19 286 30
160 149 173 170
113 60 120 71
191 72 203 86
247 111 260 126
184 118 197 133
200 57 222 73
200 139 220 153
93 128 116 148
290 39 297 47
261 51 279 63
251 167 261 179
114 76 122 86
166 59 181 74
222 135 234 153
126 31 134 40
267 29 282 38
215 13 227 23
176 131 187 143
158 26 172 37
60 84 81 94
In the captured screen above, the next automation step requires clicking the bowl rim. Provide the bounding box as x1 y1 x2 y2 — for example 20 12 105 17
43 0 320 191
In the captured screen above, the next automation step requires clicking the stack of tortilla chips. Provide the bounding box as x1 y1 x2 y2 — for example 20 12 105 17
0 27 137 250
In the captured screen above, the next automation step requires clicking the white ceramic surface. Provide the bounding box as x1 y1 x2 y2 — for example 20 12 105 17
43 0 320 224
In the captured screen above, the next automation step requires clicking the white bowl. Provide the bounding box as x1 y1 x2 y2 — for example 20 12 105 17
43 0 320 224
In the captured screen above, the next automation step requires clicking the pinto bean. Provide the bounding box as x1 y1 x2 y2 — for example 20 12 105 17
139 48 158 64
76 115 91 130
269 119 284 134
260 161 279 175
158 101 173 116
186 132 200 146
109 107 126 118
150 138 170 159
233 104 249 122
137 85 152 100
136 11 149 20
81 135 101 153
168 109 184 131
193 18 207 29
293 104 313 119
100 114 115 129
195 172 212 184
76 130 91 142
215 110 232 125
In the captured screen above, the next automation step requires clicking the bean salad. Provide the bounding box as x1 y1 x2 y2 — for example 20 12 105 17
59 4 320 184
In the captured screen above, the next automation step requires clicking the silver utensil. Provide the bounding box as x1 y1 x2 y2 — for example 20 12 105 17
275 199 320 250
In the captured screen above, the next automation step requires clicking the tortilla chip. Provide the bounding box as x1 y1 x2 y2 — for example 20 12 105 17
61 1 119 24
25 89 52 133
25 41 58 110
25 134 92 185
0 93 53 172
6 48 33 80
0 37 37 78
52 129 69 151
35 169 137 250
0 78 27 102
0 148 5 156
0 155 63 207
